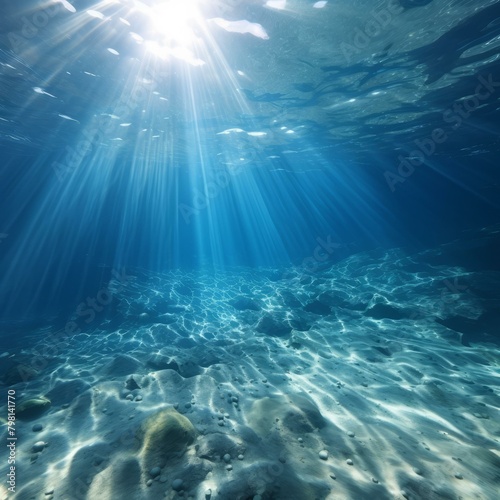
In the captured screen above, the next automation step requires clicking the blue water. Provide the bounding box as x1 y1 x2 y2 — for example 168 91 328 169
1 1 500 499
1 0 499 323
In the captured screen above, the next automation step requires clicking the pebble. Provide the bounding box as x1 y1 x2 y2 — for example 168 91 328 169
298 437 303 443
226 464 233 471
32 424 43 432
184 402 192 409
330 473 336 480
126 394 133 401
279 456 286 464
205 488 212 498
45 490 54 495
454 473 463 480
135 395 143 402
218 421 225 426
237 454 244 460
32 441 46 453
146 479 153 487
413 467 423 475
319 450 328 460
347 431 355 437
346 459 353 465
371 477 379 483
172 479 183 491
150 467 161 478
223 453 231 463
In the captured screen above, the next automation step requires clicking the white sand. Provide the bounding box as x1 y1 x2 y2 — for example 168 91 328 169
1 247 499 499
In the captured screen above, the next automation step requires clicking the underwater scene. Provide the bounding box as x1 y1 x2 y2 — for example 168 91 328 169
1 0 500 499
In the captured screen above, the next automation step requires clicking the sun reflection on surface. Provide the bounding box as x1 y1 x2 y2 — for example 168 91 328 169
150 0 201 45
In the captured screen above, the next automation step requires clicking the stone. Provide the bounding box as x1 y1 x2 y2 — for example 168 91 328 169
137 408 196 470
32 441 46 452
172 478 183 491
149 467 161 478
17 397 51 420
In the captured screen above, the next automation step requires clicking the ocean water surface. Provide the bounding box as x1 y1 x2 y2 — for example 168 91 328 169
0 1 499 499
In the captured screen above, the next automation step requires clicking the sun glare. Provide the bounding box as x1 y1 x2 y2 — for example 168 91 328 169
150 0 201 46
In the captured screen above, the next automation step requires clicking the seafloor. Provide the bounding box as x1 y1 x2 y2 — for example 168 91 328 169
1 228 499 500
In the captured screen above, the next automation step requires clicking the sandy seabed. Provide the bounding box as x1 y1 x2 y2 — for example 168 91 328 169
1 239 499 500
